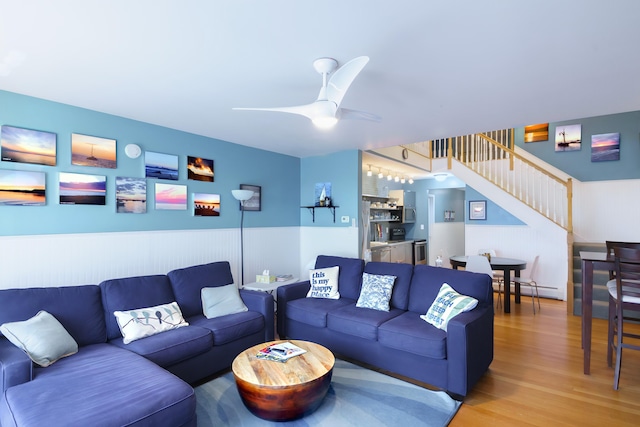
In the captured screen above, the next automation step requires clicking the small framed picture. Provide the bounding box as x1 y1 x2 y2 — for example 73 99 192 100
240 184 261 211
469 200 486 221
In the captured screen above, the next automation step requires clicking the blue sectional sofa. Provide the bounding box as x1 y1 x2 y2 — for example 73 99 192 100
276 255 494 397
0 261 274 427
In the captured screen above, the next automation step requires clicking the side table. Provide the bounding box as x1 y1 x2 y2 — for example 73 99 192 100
243 278 299 312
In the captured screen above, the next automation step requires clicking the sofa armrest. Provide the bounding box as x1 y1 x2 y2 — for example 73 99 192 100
276 280 311 338
445 304 494 397
240 289 275 342
0 339 33 393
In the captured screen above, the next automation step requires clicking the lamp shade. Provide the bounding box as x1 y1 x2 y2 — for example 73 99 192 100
231 189 254 201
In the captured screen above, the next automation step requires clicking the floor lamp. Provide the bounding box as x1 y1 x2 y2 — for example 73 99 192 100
231 189 254 287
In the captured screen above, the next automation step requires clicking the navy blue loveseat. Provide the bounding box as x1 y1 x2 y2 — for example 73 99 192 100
277 255 494 397
0 261 273 427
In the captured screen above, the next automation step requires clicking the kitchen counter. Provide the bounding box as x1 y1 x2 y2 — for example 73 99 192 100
369 240 413 264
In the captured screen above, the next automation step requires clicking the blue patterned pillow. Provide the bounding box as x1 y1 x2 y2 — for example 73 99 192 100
356 272 397 311
421 283 478 331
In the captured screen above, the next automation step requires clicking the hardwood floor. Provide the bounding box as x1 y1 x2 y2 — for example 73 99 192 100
451 297 640 426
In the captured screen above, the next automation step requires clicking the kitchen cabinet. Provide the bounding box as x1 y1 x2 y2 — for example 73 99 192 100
388 190 416 223
370 246 391 263
370 241 413 264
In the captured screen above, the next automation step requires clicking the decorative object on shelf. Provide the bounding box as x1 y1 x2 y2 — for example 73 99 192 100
469 200 486 221
239 184 261 211
591 132 620 162
232 188 255 286
71 133 116 168
124 143 142 159
315 182 331 207
555 124 581 152
1 125 56 166
116 177 146 214
187 156 214 182
145 151 179 180
59 172 106 205
193 193 220 216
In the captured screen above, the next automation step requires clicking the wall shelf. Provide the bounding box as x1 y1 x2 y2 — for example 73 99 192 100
301 205 339 223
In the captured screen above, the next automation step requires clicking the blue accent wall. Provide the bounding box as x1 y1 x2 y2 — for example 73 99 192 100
464 186 525 225
0 90 300 236
300 150 360 227
515 110 640 181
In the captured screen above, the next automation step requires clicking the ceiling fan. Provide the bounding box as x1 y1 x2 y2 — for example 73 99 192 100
233 56 380 129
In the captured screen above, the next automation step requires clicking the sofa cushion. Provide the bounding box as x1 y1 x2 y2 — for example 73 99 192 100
168 261 235 318
355 272 396 311
202 284 248 318
421 283 478 331
315 255 364 300
114 301 189 344
100 275 177 341
364 262 414 310
408 265 491 314
307 266 340 299
378 311 447 359
109 325 212 367
188 311 264 346
286 297 354 328
0 311 78 367
3 344 195 427
327 304 403 341
0 285 106 346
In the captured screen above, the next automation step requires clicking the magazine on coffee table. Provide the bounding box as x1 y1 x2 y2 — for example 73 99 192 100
256 342 306 362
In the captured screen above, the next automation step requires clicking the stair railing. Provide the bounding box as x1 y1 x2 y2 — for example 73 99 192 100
426 132 572 232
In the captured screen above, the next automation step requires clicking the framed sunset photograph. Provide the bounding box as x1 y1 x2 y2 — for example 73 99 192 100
193 193 220 216
116 177 146 213
591 132 620 162
0 169 46 206
145 151 179 180
71 133 117 168
187 156 214 182
1 125 57 166
155 183 187 210
59 172 106 205
524 123 549 142
555 124 581 152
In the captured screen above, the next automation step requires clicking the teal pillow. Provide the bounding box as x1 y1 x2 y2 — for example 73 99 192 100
201 284 248 319
421 283 478 331
0 311 78 367
356 272 397 311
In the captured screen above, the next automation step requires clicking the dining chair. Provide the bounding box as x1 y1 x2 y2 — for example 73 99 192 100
605 241 640 279
509 255 543 314
465 255 494 278
478 249 504 308
606 246 640 390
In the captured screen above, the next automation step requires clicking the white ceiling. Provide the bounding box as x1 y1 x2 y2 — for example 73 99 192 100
1 1 640 169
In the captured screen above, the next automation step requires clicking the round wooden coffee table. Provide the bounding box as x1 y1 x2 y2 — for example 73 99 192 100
232 340 335 421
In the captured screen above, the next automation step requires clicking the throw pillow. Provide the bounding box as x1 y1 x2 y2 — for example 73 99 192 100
307 266 340 299
356 272 397 311
114 301 188 344
421 283 478 331
0 310 78 367
201 284 248 319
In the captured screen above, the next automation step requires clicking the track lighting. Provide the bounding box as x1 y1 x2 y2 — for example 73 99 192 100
367 164 372 177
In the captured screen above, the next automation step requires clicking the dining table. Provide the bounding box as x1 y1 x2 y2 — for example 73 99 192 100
449 255 527 313
579 251 613 375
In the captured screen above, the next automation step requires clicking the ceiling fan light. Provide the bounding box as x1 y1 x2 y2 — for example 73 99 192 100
434 173 448 182
312 116 338 129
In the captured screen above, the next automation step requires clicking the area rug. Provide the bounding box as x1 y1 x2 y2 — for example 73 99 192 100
195 359 461 426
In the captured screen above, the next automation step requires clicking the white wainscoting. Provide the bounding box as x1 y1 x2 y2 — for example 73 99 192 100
298 226 360 279
0 227 300 290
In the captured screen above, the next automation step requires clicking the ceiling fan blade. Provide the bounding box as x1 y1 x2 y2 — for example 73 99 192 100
233 104 318 120
326 56 369 107
339 108 381 122
233 100 337 121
